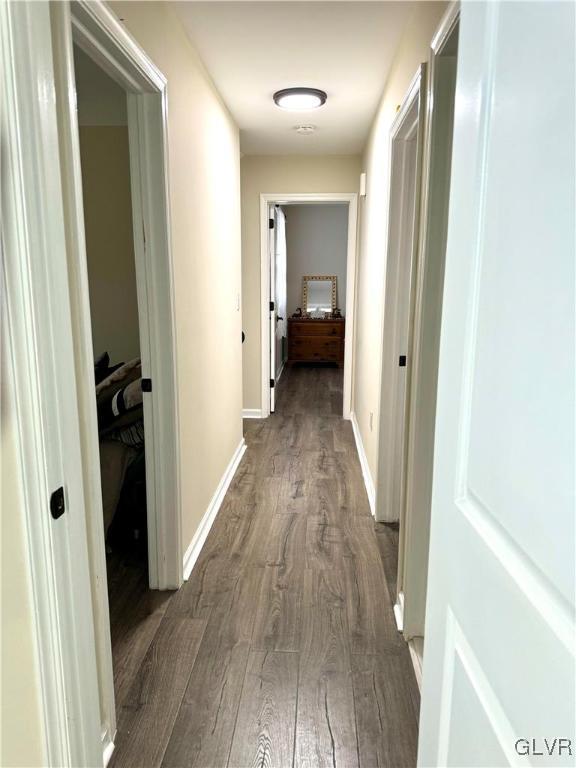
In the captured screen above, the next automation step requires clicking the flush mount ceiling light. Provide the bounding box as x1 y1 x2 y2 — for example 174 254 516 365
273 87 327 111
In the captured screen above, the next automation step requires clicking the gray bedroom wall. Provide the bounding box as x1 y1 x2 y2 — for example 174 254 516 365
284 203 348 316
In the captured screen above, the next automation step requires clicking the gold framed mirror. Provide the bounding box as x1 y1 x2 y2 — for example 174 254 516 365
302 275 337 315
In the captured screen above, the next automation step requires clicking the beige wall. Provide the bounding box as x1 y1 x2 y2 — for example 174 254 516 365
110 1 243 550
1 320 45 767
79 125 140 364
75 45 140 365
241 155 361 410
353 2 447 482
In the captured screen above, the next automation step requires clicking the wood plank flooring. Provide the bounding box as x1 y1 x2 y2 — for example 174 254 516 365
108 364 419 768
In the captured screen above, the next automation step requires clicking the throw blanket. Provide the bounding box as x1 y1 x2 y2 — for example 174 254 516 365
96 358 144 447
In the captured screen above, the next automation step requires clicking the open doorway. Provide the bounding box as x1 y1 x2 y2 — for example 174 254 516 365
270 202 350 413
376 7 459 688
259 193 358 419
74 45 149 590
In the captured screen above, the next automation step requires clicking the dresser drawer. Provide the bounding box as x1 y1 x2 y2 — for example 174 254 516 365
289 321 344 337
288 336 340 353
290 350 340 363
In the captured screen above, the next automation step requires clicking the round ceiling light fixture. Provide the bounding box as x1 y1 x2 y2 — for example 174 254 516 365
273 87 327 111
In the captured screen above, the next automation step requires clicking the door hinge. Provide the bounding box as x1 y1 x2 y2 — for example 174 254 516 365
399 355 407 367
270 301 275 311
142 378 152 392
50 486 66 520
269 218 274 229
270 378 275 388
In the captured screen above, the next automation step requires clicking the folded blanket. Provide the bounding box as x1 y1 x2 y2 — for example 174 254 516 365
96 357 141 396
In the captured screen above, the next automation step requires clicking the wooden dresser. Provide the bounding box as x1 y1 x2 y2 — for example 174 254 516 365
288 318 345 366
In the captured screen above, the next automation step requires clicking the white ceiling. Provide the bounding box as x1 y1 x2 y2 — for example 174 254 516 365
172 2 414 155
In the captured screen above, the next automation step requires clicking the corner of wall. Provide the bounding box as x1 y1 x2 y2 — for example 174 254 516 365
351 0 449 488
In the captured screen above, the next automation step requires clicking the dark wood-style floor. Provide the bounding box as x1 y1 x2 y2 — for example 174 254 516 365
108 364 419 768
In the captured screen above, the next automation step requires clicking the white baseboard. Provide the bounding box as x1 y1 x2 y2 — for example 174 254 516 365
393 593 424 689
182 438 247 580
102 727 115 767
350 411 376 517
408 636 424 691
242 408 264 419
394 590 405 631
276 359 286 384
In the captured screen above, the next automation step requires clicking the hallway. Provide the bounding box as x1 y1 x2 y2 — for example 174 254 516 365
110 365 419 768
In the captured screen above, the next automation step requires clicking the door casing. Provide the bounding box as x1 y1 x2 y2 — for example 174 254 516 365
259 192 358 419
375 64 427 534
63 0 182 594
399 6 459 645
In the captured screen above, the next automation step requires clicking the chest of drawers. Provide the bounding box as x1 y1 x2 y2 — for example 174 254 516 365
288 318 345 366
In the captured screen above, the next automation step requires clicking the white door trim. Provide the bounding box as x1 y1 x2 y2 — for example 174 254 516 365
259 192 358 419
401 3 460 642
1 2 103 764
68 0 182 593
375 64 426 525
59 1 182 759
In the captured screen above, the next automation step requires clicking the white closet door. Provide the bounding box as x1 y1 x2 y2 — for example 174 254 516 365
418 2 575 766
270 205 287 412
269 205 276 411
274 206 287 379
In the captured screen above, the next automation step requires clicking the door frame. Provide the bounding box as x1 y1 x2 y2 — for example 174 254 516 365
399 4 460 646
55 1 182 758
375 64 427 529
259 192 358 419
63 0 182 593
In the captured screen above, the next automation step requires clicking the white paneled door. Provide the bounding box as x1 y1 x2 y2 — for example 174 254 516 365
274 206 287 381
269 204 287 412
418 3 575 767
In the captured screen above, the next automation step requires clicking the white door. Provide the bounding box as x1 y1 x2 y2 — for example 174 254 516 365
274 206 287 380
269 205 287 412
419 3 575 767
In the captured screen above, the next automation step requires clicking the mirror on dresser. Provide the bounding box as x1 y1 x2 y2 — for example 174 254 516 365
302 275 337 317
